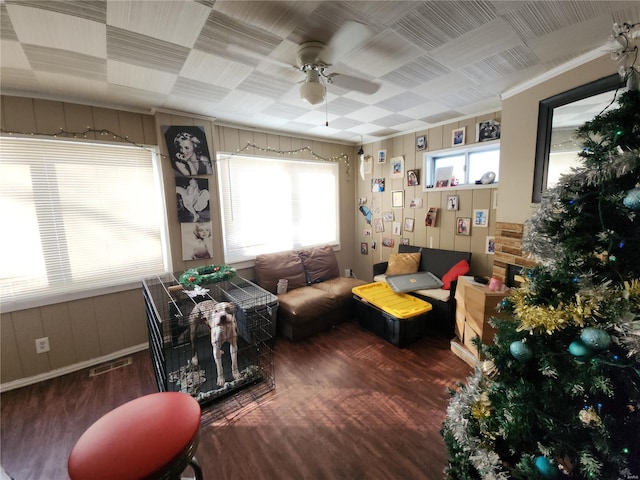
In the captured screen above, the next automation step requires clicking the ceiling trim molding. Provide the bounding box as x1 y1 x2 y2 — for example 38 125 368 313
500 45 611 100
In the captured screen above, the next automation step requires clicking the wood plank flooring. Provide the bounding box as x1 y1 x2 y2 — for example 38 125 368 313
1 319 472 479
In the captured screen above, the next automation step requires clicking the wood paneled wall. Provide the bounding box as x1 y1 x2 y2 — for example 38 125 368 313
0 96 358 388
353 113 501 281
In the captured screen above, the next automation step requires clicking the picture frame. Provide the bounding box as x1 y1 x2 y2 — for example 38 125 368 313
407 169 419 186
485 236 495 255
374 218 384 233
425 207 438 227
377 149 387 164
392 222 402 235
447 195 459 211
404 217 415 232
363 228 372 237
361 242 369 255
362 154 373 174
416 135 426 151
456 217 471 235
383 211 394 222
382 237 395 248
473 209 489 227
409 198 423 208
371 178 385 192
452 127 466 146
391 190 404 208
400 238 410 246
477 120 501 142
390 156 404 178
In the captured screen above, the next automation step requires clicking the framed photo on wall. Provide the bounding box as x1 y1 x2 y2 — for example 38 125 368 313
361 242 369 254
377 149 387 164
486 236 496 255
474 209 489 227
391 156 404 178
456 217 471 236
404 218 415 232
407 169 419 186
452 127 466 146
447 195 459 211
416 135 426 150
391 190 404 208
477 120 501 142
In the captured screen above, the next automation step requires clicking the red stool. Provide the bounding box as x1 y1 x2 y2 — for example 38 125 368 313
68 392 203 480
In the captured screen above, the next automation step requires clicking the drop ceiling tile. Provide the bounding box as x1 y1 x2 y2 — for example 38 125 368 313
381 55 451 89
7 3 106 58
171 77 230 104
372 113 414 128
107 0 211 48
107 60 176 95
163 97 218 118
0 67 39 92
345 105 394 123
1 39 29 69
376 92 429 111
7 0 107 23
410 72 475 100
261 103 310 120
33 71 108 101
1 4 18 40
459 45 540 82
420 110 465 124
369 127 401 138
430 17 522 70
326 97 369 116
236 71 294 99
180 49 253 90
107 26 189 74
325 116 361 130
24 44 106 82
214 90 275 116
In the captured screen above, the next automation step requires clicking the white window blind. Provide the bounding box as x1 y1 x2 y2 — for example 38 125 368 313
0 136 168 311
217 154 339 264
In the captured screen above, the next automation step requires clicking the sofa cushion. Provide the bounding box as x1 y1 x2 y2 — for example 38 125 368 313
277 287 338 323
441 259 470 290
311 277 366 306
254 250 308 294
299 245 340 283
385 253 421 275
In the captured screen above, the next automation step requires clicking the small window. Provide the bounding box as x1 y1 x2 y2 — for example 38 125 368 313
424 142 499 189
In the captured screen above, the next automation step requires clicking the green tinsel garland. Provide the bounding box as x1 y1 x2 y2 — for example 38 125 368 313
179 264 236 287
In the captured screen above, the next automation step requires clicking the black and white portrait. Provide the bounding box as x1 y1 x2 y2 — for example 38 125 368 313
176 177 210 223
163 126 213 177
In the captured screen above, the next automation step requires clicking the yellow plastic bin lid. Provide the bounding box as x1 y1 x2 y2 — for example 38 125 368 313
352 282 432 319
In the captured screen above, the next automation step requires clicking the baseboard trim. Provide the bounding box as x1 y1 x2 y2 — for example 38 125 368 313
0 343 149 393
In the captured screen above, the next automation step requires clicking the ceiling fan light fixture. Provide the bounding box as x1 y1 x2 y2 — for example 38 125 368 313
300 69 325 105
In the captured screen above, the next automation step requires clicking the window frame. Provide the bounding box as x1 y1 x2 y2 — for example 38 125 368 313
422 140 500 191
216 153 341 266
0 135 170 312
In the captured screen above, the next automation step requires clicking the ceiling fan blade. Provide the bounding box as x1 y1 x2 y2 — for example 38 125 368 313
327 73 380 95
226 43 296 70
320 21 372 65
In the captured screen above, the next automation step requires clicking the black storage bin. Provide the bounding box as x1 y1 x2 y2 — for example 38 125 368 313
353 294 428 347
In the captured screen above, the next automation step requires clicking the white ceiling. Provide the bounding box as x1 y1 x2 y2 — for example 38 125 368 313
1 1 638 145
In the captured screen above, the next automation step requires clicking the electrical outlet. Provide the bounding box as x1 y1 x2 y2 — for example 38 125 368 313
35 337 50 354
344 268 352 277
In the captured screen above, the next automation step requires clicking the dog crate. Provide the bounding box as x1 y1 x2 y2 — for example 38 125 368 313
142 273 275 413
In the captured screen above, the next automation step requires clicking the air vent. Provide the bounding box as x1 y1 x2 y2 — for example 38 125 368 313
89 357 132 377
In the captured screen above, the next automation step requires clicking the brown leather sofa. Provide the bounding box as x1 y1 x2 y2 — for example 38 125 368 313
254 246 366 341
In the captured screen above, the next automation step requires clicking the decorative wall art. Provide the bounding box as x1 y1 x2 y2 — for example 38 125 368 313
176 177 210 223
363 228 372 237
477 120 501 142
377 149 387 164
452 127 466 146
486 236 496 255
383 211 394 222
457 217 471 235
361 242 369 254
374 218 384 233
416 135 426 151
474 209 489 227
181 222 213 261
404 218 415 232
361 154 373 176
382 238 395 248
358 205 372 225
391 156 404 178
392 190 404 208
372 178 385 192
407 169 419 186
425 207 438 227
163 126 213 177
409 198 423 208
392 222 402 235
400 238 410 246
447 195 459 211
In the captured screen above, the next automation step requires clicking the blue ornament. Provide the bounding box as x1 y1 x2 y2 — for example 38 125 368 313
623 186 640 211
509 340 533 361
534 456 559 479
580 327 611 351
568 340 593 359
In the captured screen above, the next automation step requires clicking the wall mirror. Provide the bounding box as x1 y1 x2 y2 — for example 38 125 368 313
532 73 625 203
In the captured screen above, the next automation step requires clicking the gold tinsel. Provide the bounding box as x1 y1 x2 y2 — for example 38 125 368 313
471 392 492 420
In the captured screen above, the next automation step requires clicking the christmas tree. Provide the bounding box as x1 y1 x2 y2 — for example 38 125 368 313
442 88 640 480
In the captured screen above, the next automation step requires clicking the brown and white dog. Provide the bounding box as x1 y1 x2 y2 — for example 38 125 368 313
188 300 241 387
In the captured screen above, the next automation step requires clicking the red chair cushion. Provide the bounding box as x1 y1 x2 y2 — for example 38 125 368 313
68 392 201 480
441 260 470 290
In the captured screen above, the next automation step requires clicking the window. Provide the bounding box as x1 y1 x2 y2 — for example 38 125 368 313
0 136 168 311
424 142 499 189
217 154 339 264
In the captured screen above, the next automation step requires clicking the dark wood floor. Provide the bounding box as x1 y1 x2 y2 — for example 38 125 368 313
1 319 472 480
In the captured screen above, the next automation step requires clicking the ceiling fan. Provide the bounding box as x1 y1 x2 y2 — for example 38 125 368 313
229 22 380 105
